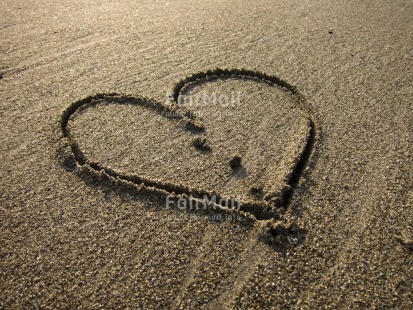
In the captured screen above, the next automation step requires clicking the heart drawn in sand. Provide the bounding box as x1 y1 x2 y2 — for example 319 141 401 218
59 69 318 220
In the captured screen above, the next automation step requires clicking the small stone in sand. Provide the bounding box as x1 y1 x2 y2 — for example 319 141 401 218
192 137 207 148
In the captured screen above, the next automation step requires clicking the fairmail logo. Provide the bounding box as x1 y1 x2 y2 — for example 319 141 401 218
166 194 241 211
166 91 241 107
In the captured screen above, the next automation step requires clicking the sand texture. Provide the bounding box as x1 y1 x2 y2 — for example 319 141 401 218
1 0 412 308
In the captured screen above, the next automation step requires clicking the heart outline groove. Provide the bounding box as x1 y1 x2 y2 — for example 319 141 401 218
59 68 319 222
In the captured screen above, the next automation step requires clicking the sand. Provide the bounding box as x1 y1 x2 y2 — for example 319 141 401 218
1 0 412 308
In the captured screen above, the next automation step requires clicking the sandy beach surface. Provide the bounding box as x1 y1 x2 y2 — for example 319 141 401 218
1 0 412 308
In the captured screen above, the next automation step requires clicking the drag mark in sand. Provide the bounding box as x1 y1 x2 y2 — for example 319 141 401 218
58 69 319 222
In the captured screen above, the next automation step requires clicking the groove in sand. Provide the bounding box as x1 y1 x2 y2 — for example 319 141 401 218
59 68 319 220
